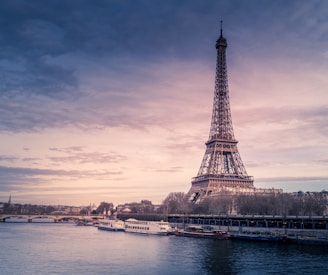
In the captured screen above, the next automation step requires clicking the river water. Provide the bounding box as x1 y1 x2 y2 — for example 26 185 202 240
1 223 327 275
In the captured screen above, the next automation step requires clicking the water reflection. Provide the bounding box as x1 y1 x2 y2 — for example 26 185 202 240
201 240 235 274
200 240 328 274
0 224 327 275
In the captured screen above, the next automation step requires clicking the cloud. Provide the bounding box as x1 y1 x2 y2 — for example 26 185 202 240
233 106 328 146
1 0 328 205
49 146 85 153
255 176 328 192
154 166 184 173
0 155 19 163
1 53 213 133
0 165 121 178
1 22 78 100
22 158 42 163
47 149 127 164
0 165 123 192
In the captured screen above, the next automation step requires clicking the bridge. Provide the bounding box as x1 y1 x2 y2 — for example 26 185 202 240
0 214 105 222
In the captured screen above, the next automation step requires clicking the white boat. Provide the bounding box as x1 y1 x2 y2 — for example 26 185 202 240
31 217 55 223
5 217 28 223
98 219 125 232
124 218 172 235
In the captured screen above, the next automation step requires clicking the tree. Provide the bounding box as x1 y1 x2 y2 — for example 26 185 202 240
96 202 114 216
192 191 233 214
163 192 190 214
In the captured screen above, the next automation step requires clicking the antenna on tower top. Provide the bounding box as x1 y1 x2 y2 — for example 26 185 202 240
220 20 223 36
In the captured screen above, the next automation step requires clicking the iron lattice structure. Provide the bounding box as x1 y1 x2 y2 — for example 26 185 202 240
189 23 254 202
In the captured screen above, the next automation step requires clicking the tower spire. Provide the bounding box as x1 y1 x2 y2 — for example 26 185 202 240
188 23 254 203
220 20 223 36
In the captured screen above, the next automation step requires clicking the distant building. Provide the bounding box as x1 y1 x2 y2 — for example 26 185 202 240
116 200 161 214
63 207 81 215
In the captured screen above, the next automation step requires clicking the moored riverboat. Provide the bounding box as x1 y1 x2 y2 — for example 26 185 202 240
230 231 289 243
31 217 55 223
75 219 94 226
4 217 29 223
124 218 172 235
174 226 230 239
98 219 125 232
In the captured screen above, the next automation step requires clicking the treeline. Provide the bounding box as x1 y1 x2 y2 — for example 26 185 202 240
1 203 58 215
163 191 328 216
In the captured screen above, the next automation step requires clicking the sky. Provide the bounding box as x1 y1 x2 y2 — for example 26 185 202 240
0 0 327 206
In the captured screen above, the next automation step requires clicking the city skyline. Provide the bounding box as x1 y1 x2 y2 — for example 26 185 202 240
1 0 328 205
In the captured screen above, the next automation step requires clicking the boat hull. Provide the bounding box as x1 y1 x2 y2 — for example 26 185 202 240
174 225 230 239
231 233 289 243
97 219 125 232
175 230 230 240
98 225 125 232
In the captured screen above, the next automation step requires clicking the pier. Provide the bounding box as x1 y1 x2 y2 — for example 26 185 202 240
168 214 328 230
168 214 328 245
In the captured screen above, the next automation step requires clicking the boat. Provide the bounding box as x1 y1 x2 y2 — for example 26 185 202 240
124 218 172 235
4 217 28 223
75 219 94 226
230 231 289 243
97 219 125 232
31 217 55 223
174 225 230 239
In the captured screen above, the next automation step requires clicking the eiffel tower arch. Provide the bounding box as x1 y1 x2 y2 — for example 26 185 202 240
189 22 254 203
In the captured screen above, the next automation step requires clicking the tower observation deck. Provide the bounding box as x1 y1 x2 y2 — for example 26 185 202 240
189 22 254 203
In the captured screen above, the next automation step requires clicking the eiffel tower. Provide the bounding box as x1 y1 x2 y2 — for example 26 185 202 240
189 22 254 203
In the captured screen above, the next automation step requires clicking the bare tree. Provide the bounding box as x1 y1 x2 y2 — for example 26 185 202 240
163 192 190 214
96 202 114 216
162 190 328 216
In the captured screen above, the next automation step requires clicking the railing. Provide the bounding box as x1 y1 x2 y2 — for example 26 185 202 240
192 174 254 182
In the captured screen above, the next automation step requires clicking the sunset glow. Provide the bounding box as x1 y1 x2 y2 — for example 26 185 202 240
1 0 327 205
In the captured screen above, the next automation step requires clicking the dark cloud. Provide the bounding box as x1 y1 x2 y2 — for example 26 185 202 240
154 166 184 173
49 146 85 153
48 152 127 164
22 157 41 162
47 146 127 164
0 0 218 132
0 165 122 184
0 155 19 163
0 165 81 177
0 60 78 99
0 99 72 132
0 7 79 100
2 0 326 133
0 164 125 198
1 0 218 59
